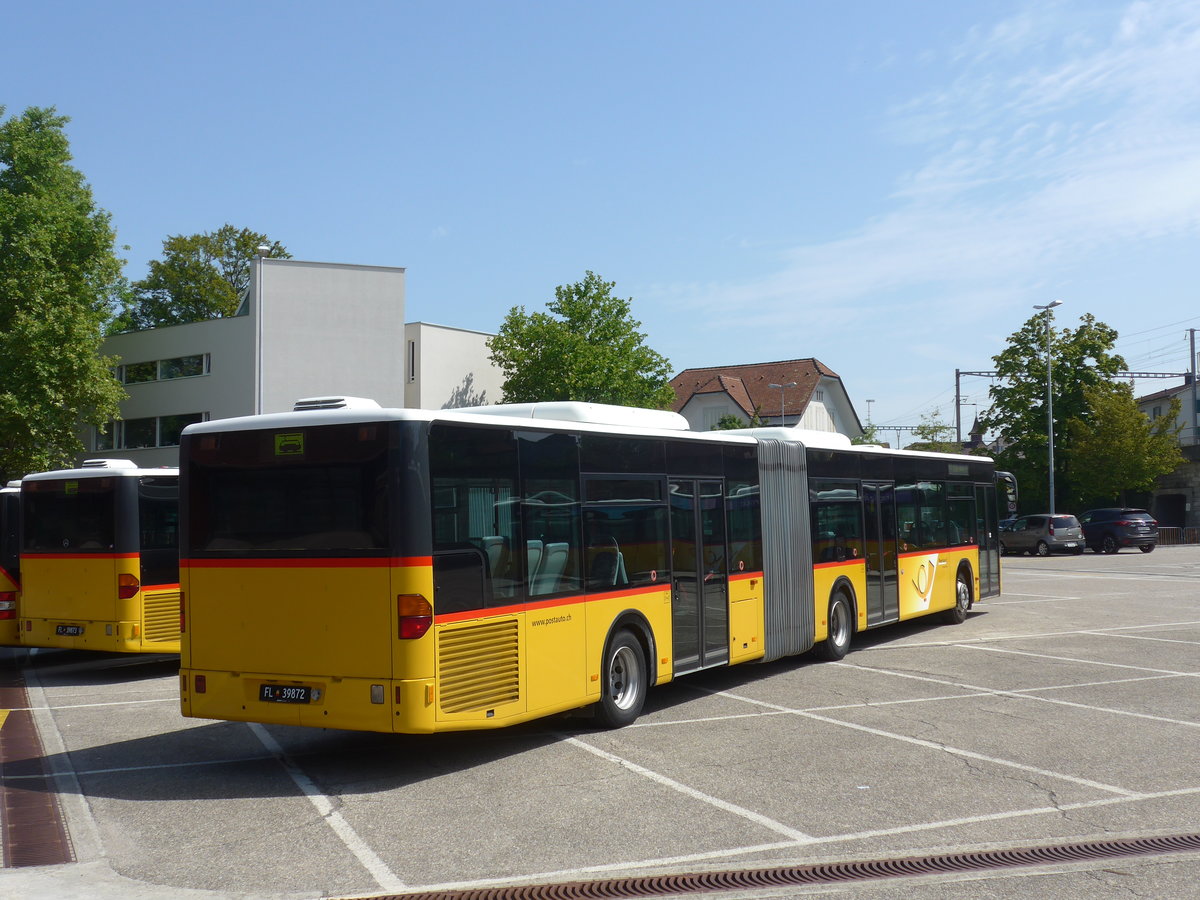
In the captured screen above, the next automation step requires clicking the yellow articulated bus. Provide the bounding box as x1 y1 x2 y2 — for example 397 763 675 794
1 480 21 645
20 460 181 653
179 397 1013 734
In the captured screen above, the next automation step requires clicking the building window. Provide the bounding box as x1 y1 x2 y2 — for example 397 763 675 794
1152 406 1162 419
93 413 208 450
407 340 416 383
95 423 115 451
123 418 158 449
814 390 824 401
118 353 210 384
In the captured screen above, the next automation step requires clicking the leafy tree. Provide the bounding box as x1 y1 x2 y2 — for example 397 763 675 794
1067 386 1184 507
712 407 764 430
851 422 882 445
111 224 289 331
904 411 962 453
487 271 675 408
0 106 125 481
981 312 1125 512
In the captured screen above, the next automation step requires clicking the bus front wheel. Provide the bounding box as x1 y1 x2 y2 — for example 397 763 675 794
815 593 853 661
942 570 971 624
596 629 647 728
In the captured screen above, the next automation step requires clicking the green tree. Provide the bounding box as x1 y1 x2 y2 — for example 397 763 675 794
711 407 764 430
851 422 882 445
905 411 962 453
487 271 675 408
1067 386 1184 507
0 106 125 482
111 224 289 331
981 312 1125 512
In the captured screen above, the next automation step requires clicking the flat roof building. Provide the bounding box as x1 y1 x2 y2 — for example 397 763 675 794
87 256 503 467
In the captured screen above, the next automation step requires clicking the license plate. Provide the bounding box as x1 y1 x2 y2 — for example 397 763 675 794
259 684 312 704
55 624 84 637
1064 542 1077 548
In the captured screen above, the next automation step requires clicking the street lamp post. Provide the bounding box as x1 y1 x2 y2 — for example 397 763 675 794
768 382 797 426
1033 300 1064 514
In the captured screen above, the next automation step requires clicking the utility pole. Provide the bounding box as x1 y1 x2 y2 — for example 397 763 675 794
1191 328 1198 447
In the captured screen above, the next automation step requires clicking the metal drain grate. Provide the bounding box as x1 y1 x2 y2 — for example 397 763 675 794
347 833 1200 900
0 660 74 868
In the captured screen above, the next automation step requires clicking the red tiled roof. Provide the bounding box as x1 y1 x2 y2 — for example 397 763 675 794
1136 381 1195 405
670 358 841 417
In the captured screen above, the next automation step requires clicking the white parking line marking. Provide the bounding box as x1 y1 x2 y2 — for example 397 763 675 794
1 754 277 781
408 786 1200 894
871 619 1200 649
248 722 407 893
837 659 1200 729
962 644 1200 679
712 689 1139 796
6 697 176 712
565 737 815 842
1079 630 1200 646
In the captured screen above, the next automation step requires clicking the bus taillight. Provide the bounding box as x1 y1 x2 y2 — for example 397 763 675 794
0 591 15 619
397 594 432 639
118 573 141 599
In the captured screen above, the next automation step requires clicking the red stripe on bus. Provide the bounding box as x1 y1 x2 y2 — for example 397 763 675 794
728 570 765 583
814 559 865 570
143 583 181 591
180 557 431 569
897 546 978 559
21 552 139 560
434 584 666 624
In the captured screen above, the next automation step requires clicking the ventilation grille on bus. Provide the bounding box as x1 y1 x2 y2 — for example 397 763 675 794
437 619 520 714
81 458 139 469
142 589 182 643
292 396 382 412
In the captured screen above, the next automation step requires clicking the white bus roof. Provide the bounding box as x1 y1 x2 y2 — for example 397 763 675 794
181 398 991 463
23 460 179 482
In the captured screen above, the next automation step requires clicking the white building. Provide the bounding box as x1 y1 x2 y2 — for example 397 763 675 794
87 257 504 467
669 358 863 437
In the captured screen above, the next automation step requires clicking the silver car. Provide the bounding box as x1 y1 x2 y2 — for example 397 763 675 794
1000 514 1085 556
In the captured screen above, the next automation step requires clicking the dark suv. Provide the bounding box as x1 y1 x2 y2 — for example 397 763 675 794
1078 508 1158 554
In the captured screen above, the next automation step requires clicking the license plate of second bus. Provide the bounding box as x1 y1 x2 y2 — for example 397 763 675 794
259 684 311 704
55 624 84 636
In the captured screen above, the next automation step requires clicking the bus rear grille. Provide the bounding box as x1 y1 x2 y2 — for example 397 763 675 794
142 590 181 643
437 619 520 714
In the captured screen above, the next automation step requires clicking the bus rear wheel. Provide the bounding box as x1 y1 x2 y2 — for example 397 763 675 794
596 629 647 728
815 592 853 661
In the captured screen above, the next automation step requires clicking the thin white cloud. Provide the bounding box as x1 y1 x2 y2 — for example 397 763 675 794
672 0 1200 331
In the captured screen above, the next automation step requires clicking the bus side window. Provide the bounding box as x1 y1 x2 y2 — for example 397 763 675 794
517 432 583 598
429 424 520 611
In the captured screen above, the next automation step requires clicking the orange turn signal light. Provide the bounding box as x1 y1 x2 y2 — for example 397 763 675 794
397 594 432 639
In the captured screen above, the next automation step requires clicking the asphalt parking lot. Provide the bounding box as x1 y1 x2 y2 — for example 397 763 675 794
2 545 1199 899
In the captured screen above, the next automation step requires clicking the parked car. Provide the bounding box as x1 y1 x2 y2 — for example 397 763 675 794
999 514 1085 556
1077 508 1158 553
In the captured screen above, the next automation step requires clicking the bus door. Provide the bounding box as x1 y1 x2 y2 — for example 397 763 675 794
863 482 899 625
669 479 728 674
976 483 1001 597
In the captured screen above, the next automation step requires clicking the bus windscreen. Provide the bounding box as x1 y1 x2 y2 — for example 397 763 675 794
186 425 390 555
23 479 116 553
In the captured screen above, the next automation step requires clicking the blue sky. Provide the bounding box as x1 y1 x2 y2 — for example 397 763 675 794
5 0 1199 440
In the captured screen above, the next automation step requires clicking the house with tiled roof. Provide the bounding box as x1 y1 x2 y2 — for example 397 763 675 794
670 358 863 438
1135 378 1200 529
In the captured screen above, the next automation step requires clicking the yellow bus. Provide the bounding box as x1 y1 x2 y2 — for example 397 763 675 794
20 460 181 653
0 480 20 645
179 398 1010 733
